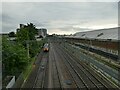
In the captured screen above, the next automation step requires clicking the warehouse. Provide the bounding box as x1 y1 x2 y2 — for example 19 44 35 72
64 27 119 61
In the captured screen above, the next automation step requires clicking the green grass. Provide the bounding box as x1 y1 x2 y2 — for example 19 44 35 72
65 44 120 87
83 49 119 70
22 57 35 80
75 46 120 71
66 43 119 71
22 38 47 80
93 54 119 70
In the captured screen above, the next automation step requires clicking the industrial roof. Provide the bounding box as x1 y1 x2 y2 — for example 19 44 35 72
67 27 119 40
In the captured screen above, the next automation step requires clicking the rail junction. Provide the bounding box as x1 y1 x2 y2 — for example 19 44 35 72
22 38 119 89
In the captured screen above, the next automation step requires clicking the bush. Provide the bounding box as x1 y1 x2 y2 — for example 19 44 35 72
2 37 28 77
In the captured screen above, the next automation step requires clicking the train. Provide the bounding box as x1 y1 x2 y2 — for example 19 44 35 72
43 43 49 52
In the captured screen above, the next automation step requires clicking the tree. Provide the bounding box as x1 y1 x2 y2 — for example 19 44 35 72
16 23 43 58
39 35 43 38
16 23 37 44
8 32 16 37
2 37 28 77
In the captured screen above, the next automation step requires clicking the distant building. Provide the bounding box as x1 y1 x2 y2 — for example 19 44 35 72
73 27 119 40
37 28 47 38
16 24 47 39
0 33 8 36
65 27 119 56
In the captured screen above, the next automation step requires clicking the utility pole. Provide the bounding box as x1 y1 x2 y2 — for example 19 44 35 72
27 29 30 60
27 41 30 59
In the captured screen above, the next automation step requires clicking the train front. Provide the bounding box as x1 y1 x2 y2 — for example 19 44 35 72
43 43 49 52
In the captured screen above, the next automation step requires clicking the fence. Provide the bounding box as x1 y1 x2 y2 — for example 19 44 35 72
6 76 15 88
12 73 24 88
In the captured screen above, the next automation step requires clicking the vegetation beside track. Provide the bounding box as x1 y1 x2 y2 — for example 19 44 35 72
2 23 47 87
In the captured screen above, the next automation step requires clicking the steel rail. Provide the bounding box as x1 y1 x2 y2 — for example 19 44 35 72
55 45 88 89
51 44 62 88
53 44 89 89
32 53 48 88
61 43 116 89
53 45 79 88
41 53 49 88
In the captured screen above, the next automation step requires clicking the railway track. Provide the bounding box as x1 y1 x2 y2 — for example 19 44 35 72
53 44 87 89
60 48 107 89
52 43 77 88
53 43 117 89
49 45 61 88
22 52 44 88
55 44 98 89
66 43 119 83
33 52 49 88
22 41 119 89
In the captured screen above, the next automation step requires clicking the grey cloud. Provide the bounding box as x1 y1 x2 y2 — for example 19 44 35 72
1 0 120 2
1 2 118 34
2 13 15 23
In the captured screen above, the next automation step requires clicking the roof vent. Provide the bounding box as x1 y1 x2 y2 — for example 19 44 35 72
97 33 104 37
81 34 86 37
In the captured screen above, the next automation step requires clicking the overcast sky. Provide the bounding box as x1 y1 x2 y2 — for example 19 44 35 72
1 1 119 34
